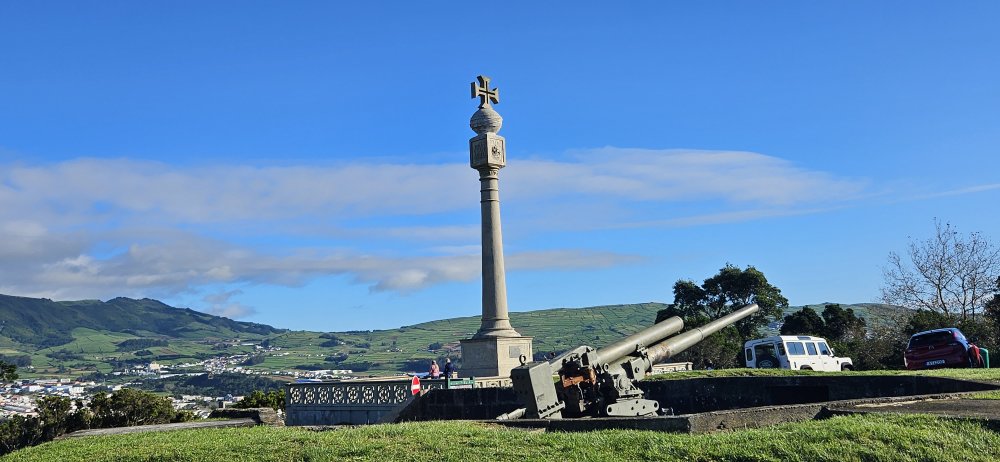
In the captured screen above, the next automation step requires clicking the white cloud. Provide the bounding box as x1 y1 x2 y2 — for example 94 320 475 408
1 158 472 225
0 226 636 300
909 183 1000 200
599 206 846 230
0 148 870 301
0 149 866 227
507 148 867 205
201 289 257 319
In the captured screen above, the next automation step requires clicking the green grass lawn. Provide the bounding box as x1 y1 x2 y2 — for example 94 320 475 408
968 390 1000 399
651 367 1000 382
7 414 999 462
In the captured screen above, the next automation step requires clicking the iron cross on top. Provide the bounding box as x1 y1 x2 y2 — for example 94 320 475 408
471 75 499 108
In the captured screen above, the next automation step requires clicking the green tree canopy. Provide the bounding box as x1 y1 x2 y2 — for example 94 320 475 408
780 304 866 341
904 310 958 337
821 304 866 340
655 264 788 367
35 396 72 441
780 307 825 337
0 361 17 382
235 389 286 411
657 264 787 339
89 388 190 428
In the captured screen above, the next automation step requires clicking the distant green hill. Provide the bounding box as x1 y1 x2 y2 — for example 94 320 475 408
269 302 900 375
0 294 282 349
0 293 906 380
256 302 670 375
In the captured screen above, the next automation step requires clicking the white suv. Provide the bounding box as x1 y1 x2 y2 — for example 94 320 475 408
744 335 854 371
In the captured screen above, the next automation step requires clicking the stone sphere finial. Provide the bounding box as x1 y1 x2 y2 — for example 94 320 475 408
470 106 503 135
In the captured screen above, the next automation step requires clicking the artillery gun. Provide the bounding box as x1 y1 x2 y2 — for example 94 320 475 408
503 303 760 419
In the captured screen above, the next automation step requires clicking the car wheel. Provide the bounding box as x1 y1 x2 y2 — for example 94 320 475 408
801 366 813 371
841 364 853 371
757 357 778 368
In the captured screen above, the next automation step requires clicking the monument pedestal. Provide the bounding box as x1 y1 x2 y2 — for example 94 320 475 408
460 336 533 378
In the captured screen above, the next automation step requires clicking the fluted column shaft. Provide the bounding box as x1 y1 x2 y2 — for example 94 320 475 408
474 167 518 337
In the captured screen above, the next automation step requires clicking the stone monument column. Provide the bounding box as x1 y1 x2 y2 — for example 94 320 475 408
469 76 517 338
460 76 533 378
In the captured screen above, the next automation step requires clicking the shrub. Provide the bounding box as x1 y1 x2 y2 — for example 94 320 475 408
0 389 190 456
89 388 187 428
324 353 348 363
235 389 286 411
116 338 169 351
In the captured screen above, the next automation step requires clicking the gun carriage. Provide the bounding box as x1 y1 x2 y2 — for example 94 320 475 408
502 303 760 419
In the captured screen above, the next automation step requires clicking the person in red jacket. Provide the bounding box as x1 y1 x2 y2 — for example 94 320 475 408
968 343 984 368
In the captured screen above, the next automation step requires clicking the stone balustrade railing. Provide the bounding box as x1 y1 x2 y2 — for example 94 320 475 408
285 376 511 425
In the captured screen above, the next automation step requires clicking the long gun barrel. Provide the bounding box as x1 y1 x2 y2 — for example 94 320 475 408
509 303 763 419
646 303 759 365
591 316 684 367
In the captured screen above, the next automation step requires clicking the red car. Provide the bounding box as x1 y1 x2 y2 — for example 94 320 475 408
904 328 971 370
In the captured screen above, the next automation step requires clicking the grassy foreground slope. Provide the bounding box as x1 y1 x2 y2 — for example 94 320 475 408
9 415 1000 462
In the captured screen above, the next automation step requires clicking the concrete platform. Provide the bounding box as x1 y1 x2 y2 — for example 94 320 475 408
61 408 283 439
493 392 1000 434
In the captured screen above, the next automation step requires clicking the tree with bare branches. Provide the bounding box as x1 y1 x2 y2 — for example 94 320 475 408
881 219 1000 321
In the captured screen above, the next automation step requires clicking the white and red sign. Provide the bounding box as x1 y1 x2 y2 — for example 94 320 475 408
410 376 421 395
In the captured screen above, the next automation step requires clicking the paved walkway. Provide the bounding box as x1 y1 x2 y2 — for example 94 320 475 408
62 418 257 438
831 397 1000 422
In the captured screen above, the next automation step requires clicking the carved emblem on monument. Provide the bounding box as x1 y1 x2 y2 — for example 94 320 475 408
471 75 499 108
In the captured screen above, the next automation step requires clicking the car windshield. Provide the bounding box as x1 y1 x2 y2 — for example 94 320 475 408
909 331 954 348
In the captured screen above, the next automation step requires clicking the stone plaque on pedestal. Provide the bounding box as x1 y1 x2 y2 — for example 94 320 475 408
460 336 533 378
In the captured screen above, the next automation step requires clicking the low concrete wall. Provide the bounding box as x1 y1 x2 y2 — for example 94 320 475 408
394 387 520 422
289 375 998 427
209 407 284 426
389 375 997 424
637 375 997 414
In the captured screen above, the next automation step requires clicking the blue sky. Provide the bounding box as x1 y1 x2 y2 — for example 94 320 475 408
1 2 998 331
